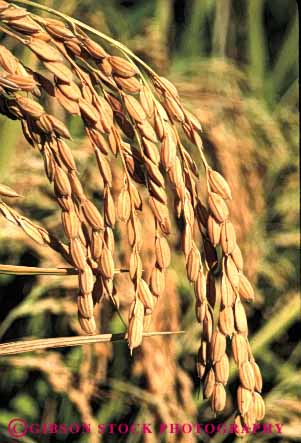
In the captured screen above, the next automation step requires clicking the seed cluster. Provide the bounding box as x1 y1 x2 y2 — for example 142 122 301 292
0 0 264 428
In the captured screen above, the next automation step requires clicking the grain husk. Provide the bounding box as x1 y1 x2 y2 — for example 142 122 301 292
211 383 226 412
99 246 114 279
251 360 263 392
211 330 227 363
219 306 235 336
207 214 221 247
234 297 248 334
150 266 165 297
220 220 236 255
208 169 232 200
186 247 200 282
237 385 252 415
238 274 255 301
253 392 265 420
239 361 255 391
231 333 248 364
82 199 104 230
109 56 138 78
208 192 229 222
155 236 171 269
214 354 229 385
203 368 215 398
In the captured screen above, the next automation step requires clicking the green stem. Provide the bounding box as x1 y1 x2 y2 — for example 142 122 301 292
180 0 208 57
212 0 231 57
247 0 266 91
266 14 299 105
155 0 172 46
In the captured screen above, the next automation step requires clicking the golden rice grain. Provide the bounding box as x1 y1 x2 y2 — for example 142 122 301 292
114 75 142 94
238 273 255 301
123 94 146 122
61 210 80 238
211 382 226 412
44 61 73 83
150 266 165 297
251 360 263 392
204 368 215 398
243 398 256 427
234 297 248 334
82 199 104 230
108 55 138 78
0 183 20 198
239 360 255 391
28 39 62 62
164 93 185 122
253 392 265 420
117 187 131 223
45 19 75 40
203 309 213 342
79 266 94 294
57 139 77 171
196 360 206 379
18 218 45 245
160 126 177 170
234 415 245 437
186 247 200 282
138 279 155 311
195 301 206 323
128 315 143 352
79 98 99 125
208 169 232 200
207 214 221 247
194 270 206 302
208 192 229 223
220 220 236 255
104 188 116 227
0 45 18 73
129 250 142 280
237 385 252 415
219 306 235 336
17 96 44 119
155 235 171 269
211 330 227 363
70 238 87 271
137 120 158 142
83 37 107 59
156 76 179 97
77 293 94 318
99 246 114 279
140 86 154 117
231 333 248 364
214 354 229 385
221 273 235 307
91 230 103 259
78 314 97 335
225 256 240 290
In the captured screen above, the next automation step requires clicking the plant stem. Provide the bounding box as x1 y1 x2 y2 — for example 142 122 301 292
0 264 129 276
247 0 266 91
0 330 185 356
212 0 231 57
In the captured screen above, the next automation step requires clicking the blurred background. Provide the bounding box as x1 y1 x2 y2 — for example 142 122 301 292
0 0 299 442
